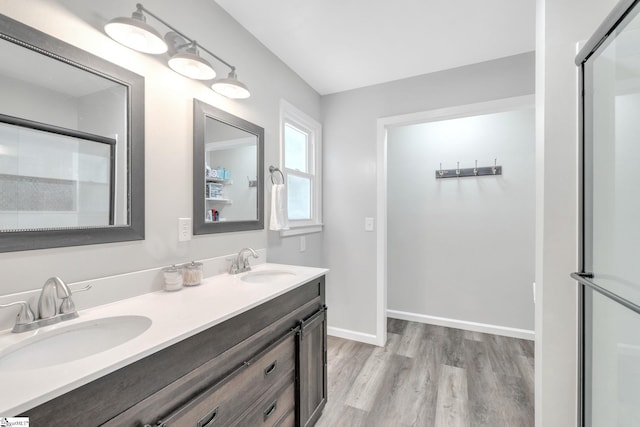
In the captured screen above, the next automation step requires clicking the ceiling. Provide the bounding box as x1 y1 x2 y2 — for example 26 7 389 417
215 0 536 95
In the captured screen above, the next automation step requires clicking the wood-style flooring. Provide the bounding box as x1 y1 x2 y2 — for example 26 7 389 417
316 318 534 427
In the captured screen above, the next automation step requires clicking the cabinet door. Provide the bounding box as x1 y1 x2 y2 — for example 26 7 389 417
296 307 327 427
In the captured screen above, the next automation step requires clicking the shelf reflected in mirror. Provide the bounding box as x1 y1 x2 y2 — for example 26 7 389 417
193 100 264 234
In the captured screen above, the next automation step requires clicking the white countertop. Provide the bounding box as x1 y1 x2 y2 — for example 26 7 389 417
0 263 328 415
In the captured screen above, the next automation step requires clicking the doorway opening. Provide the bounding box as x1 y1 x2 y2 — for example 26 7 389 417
375 95 535 345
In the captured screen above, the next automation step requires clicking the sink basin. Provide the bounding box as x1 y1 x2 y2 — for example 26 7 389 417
0 315 152 371
241 269 296 283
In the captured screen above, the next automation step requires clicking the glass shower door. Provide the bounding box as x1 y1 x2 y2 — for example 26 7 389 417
577 1 640 425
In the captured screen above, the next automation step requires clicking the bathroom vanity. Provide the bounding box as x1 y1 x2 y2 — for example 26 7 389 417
1 265 327 427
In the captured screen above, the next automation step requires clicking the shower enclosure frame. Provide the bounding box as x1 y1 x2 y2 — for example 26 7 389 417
575 0 640 425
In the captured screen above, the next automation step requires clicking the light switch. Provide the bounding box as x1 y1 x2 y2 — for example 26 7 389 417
532 282 536 304
178 218 192 241
365 217 374 232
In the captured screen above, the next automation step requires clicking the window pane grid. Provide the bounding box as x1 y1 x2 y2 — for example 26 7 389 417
286 173 312 220
284 122 309 173
280 100 321 232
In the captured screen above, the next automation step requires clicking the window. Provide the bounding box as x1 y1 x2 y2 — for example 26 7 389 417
280 100 322 235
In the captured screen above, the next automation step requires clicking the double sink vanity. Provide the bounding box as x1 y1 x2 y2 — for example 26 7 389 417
0 263 328 427
0 11 327 427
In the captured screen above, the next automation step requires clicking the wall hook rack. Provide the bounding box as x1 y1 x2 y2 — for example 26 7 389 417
436 159 502 179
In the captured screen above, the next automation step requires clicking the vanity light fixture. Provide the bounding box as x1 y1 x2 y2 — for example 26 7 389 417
104 4 168 54
168 41 216 80
211 69 251 99
105 3 250 98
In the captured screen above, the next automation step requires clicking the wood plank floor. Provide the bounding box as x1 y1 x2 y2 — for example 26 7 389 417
316 319 534 427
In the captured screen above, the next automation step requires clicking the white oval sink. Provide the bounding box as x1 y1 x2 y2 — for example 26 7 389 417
0 315 152 371
241 269 296 283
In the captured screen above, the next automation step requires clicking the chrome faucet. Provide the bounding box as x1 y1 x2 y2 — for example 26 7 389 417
229 248 259 274
38 276 77 319
0 277 90 333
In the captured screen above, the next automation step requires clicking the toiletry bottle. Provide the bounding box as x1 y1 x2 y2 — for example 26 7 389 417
163 265 183 291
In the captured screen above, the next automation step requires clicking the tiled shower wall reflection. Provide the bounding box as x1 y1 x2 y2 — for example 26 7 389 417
0 174 76 211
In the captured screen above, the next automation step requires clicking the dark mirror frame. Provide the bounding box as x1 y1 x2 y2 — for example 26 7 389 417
0 14 145 252
193 99 264 234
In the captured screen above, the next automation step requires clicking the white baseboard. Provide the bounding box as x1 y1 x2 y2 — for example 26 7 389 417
327 326 380 346
387 309 535 341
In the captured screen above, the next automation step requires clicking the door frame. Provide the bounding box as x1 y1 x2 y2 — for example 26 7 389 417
374 94 535 346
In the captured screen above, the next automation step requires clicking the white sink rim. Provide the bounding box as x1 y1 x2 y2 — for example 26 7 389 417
0 315 152 371
240 269 297 283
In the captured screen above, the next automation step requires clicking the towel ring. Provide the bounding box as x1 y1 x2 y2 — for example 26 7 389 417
269 165 285 185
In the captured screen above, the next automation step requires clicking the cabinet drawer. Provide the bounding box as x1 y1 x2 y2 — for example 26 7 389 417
160 331 296 427
274 409 295 427
233 379 295 427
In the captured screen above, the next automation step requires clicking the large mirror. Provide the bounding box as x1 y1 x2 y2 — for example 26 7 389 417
0 14 144 252
193 100 264 234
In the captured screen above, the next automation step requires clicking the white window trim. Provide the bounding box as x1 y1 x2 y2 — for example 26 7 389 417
279 99 323 236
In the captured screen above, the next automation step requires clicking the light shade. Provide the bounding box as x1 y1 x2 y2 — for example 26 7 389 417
211 70 250 99
104 10 168 54
168 45 216 80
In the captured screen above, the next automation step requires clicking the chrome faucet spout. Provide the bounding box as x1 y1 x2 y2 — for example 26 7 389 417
229 247 259 274
38 276 74 319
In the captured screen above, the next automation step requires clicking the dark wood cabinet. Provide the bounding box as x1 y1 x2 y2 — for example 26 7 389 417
297 307 327 427
20 275 326 427
156 329 297 427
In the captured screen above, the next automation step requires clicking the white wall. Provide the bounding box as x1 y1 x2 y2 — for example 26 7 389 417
0 0 322 297
535 0 618 426
0 75 79 129
321 53 535 338
387 107 535 332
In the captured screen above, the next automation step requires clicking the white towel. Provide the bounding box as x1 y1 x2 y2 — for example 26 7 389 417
270 184 289 231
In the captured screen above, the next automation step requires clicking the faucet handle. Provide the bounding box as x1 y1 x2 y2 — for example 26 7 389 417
230 263 239 274
59 297 76 315
72 284 93 294
58 284 91 315
0 301 36 326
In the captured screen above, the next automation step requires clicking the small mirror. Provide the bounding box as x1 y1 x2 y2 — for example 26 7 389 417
0 14 144 252
193 100 264 234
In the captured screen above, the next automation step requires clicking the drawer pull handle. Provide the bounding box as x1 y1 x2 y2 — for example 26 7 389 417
197 407 219 427
264 360 278 377
263 400 277 421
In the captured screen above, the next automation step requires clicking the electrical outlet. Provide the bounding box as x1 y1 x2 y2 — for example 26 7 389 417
300 236 306 252
365 217 374 232
178 218 192 241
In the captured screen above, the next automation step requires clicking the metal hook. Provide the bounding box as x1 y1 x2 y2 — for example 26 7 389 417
474 160 478 176
439 163 445 177
456 161 460 176
492 158 497 175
